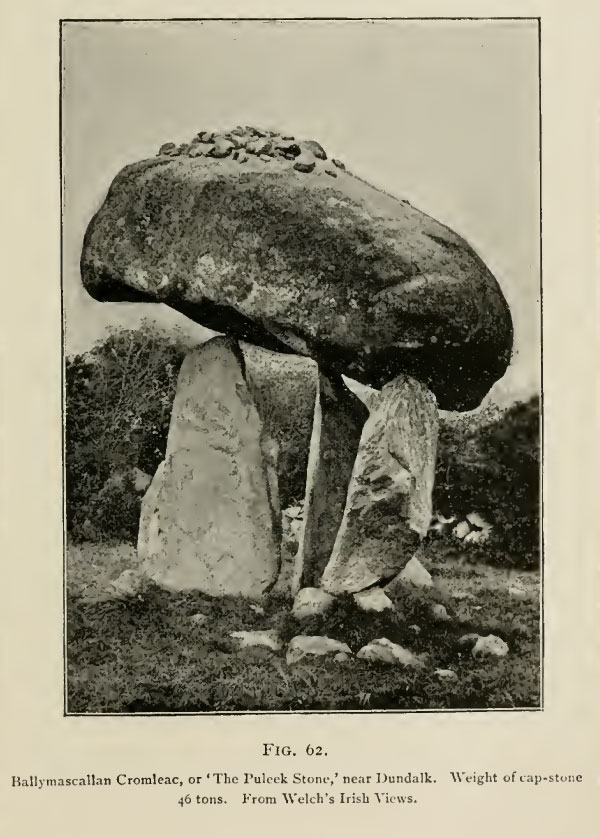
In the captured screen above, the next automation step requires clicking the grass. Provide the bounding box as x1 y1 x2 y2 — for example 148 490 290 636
66 542 540 713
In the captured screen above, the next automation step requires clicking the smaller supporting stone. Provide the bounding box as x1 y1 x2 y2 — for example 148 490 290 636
293 370 369 592
321 373 438 595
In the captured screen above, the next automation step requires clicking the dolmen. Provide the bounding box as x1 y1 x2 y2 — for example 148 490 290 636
81 126 513 600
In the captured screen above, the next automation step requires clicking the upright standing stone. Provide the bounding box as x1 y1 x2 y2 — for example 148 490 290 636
293 372 369 592
243 343 317 511
321 374 438 594
137 336 280 598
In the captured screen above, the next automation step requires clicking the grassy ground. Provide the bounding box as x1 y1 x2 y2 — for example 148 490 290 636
66 542 540 713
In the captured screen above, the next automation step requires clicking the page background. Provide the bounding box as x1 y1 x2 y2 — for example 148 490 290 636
1 2 598 835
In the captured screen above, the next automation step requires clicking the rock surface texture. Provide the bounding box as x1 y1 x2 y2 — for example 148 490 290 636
137 336 280 597
321 373 438 594
356 638 422 666
81 127 513 411
286 636 352 666
295 371 369 590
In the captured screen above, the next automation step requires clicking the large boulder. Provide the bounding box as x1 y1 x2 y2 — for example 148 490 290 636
81 127 512 411
137 336 280 597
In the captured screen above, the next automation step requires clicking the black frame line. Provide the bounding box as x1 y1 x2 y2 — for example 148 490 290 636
59 15 544 717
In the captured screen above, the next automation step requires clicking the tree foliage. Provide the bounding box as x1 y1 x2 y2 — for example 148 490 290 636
65 324 187 542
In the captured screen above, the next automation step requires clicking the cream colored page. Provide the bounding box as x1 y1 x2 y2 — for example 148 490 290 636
1 2 598 836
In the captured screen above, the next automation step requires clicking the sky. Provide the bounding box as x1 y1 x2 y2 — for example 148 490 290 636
62 19 540 408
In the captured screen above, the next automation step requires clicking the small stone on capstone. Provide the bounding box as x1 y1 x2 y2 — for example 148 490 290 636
332 158 346 170
276 142 301 157
208 139 235 158
303 140 327 160
294 157 316 174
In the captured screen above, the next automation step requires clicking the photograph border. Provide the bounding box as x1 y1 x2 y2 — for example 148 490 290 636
60 15 544 717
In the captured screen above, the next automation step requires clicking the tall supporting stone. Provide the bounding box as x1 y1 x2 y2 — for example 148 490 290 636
293 371 369 592
321 374 438 595
138 336 280 598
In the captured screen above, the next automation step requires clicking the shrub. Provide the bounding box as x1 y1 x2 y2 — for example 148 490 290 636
65 322 187 542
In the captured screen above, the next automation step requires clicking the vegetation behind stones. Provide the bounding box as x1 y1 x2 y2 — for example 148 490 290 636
65 324 540 568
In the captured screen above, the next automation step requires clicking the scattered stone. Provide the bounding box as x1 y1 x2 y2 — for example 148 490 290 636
430 603 451 622
509 586 528 600
466 511 491 529
158 142 177 155
137 337 280 598
435 669 458 681
324 169 338 177
356 638 422 667
332 158 345 169
230 630 282 652
321 374 438 594
334 652 350 663
409 624 421 634
293 154 316 174
198 131 215 143
472 635 509 658
464 529 490 544
457 633 480 650
259 154 272 162
286 636 352 666
249 603 265 615
428 512 456 535
188 145 206 158
303 140 327 160
397 556 433 588
453 520 471 539
452 590 474 600
292 587 334 619
190 613 209 626
353 587 394 613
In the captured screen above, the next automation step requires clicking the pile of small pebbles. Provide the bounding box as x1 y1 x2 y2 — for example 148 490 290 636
157 126 343 177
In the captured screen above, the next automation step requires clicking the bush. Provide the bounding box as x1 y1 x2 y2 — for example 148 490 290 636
65 323 187 543
433 396 541 567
